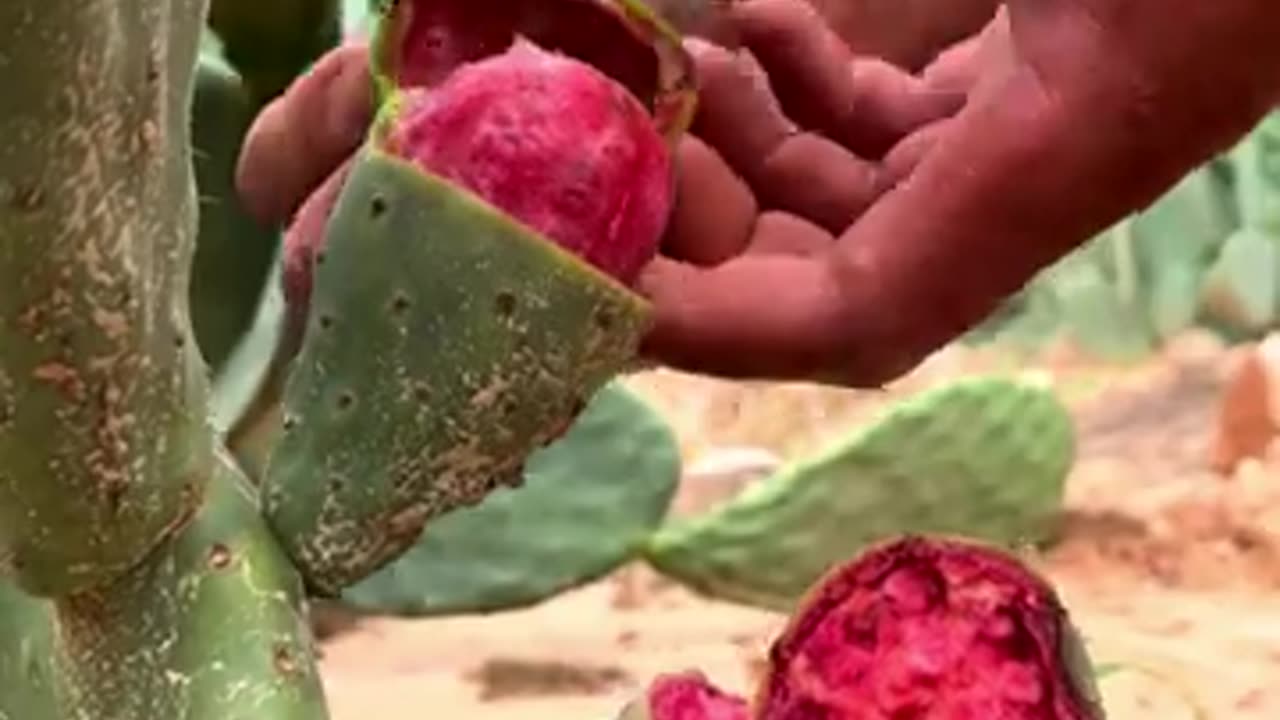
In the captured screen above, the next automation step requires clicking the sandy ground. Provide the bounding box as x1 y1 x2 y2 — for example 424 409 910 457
319 332 1280 719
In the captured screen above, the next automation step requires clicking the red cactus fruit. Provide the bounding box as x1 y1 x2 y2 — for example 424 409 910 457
756 536 1104 720
384 38 672 284
280 1 684 342
646 671 751 720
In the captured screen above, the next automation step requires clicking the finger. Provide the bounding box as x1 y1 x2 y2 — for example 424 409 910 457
637 253 861 382
688 42 884 232
729 0 965 157
745 212 833 256
881 118 955 187
759 133 884 233
685 39 796 179
236 42 374 227
921 8 1009 96
663 135 758 266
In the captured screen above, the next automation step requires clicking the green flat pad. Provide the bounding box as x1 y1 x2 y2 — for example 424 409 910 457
342 382 679 616
0 581 56 720
1199 226 1278 333
643 376 1075 611
190 57 282 376
1 453 326 720
263 149 651 594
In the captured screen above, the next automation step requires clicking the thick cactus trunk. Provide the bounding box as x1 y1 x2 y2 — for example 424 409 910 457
0 3 329 719
0 1 215 595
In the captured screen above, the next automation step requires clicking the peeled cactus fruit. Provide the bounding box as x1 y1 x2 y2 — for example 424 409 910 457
626 672 750 720
385 39 673 284
756 536 1105 719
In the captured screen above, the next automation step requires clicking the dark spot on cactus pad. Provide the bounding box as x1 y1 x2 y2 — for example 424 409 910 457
336 391 356 411
318 313 334 330
758 536 1103 720
594 307 615 332
315 251 326 266
328 477 345 493
494 290 517 318
499 396 520 418
645 671 750 720
390 292 412 314
369 194 389 219
282 415 298 432
207 543 233 570
8 182 45 212
273 643 300 676
413 383 431 403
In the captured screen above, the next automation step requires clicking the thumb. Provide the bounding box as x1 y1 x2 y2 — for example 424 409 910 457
235 42 375 227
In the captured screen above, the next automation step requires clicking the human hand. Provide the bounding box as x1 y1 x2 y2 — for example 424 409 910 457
235 0 981 386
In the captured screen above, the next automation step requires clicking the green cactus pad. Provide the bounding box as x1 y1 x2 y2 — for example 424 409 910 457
48 451 325 719
1198 225 1278 334
208 0 342 106
0 0 215 596
643 376 1075 611
263 148 652 594
1232 111 1280 234
340 382 679 616
1128 168 1237 341
190 57 282 375
0 452 326 719
1044 244 1155 360
0 581 57 720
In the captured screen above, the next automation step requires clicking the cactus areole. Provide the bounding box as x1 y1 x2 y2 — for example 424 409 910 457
757 537 1105 720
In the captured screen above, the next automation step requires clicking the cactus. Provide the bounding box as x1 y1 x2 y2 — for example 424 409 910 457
0 1 1108 717
341 381 681 616
970 110 1280 359
619 536 1106 719
190 56 283 375
0 0 699 716
260 0 696 595
643 377 1074 611
207 0 342 106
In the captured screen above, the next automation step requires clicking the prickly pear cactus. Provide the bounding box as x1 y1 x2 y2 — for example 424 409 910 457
190 55 282 374
261 0 696 595
1 0 700 717
644 376 1074 611
0 0 216 597
973 110 1280 358
342 382 680 615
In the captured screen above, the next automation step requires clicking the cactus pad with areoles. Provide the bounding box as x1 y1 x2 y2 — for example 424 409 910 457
644 377 1075 611
341 382 680 615
263 0 696 594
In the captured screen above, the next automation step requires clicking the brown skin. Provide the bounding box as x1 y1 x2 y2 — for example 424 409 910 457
237 0 1280 388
